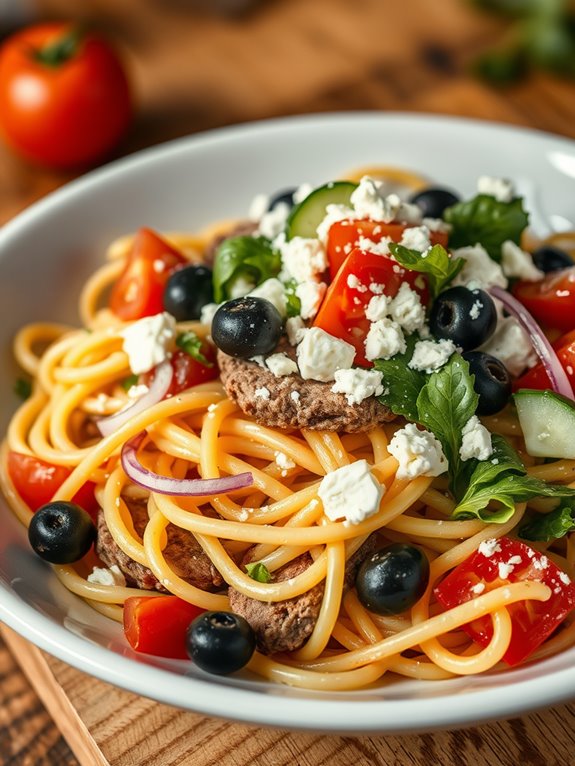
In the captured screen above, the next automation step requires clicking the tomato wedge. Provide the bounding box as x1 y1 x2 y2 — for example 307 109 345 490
313 247 428 367
326 219 449 278
123 595 204 659
434 536 575 666
143 346 219 396
109 228 188 321
512 266 575 333
513 329 575 392
6 451 98 516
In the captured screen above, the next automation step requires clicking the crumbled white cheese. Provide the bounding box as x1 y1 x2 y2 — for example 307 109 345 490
248 193 270 221
365 318 406 361
423 217 452 234
331 367 384 405
501 240 544 282
400 224 431 253
295 280 327 320
121 312 176 375
275 451 296 471
254 387 271 400
365 294 390 322
477 175 515 203
387 423 448 480
498 561 515 580
127 384 150 400
451 244 508 290
316 203 357 243
249 278 287 317
279 236 328 283
409 339 457 373
285 315 306 346
229 275 256 299
357 234 393 256
388 283 426 334
293 183 313 204
318 459 384 525
559 571 572 585
87 565 126 587
256 201 291 239
290 390 301 404
265 352 298 377
200 302 220 328
296 327 355 382
459 416 493 462
478 538 502 558
479 315 537 376
469 299 483 320
471 582 486 595
347 274 367 292
350 176 397 222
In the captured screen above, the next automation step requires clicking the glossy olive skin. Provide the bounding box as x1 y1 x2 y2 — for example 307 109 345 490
356 544 430 616
28 501 96 564
211 296 283 358
531 244 573 273
186 611 256 675
163 264 214 321
408 186 460 219
267 187 298 212
429 286 497 351
462 350 512 415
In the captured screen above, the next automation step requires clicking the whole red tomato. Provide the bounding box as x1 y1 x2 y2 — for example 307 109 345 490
0 23 132 169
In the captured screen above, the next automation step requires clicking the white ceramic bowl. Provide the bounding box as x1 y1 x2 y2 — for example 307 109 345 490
1 113 575 734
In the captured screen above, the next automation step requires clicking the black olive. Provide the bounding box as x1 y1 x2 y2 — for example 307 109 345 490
531 244 573 274
429 286 497 351
28 501 96 564
356 543 430 616
212 296 283 359
463 350 512 415
186 611 256 675
408 186 460 219
163 264 214 321
267 187 298 212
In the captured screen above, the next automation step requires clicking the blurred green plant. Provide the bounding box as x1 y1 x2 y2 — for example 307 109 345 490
470 0 575 84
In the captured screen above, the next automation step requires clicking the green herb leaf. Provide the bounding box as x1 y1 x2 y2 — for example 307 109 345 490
389 243 465 300
121 374 139 391
283 278 302 318
519 501 575 542
453 435 575 523
443 194 529 261
13 377 32 400
374 335 426 422
245 561 272 583
213 236 281 303
416 354 478 496
176 331 213 367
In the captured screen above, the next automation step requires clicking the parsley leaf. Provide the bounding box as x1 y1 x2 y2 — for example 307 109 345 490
13 377 32 400
519 501 575 542
176 331 213 367
213 236 281 303
121 374 139 391
283 278 302 318
453 435 575 523
443 194 529 261
374 335 426 422
245 561 272 583
389 243 464 300
416 354 478 497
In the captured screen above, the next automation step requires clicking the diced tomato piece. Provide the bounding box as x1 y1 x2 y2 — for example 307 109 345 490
109 228 188 321
313 247 428 367
512 266 575 333
142 345 219 397
326 219 449 279
7 451 98 516
123 595 204 659
434 536 575 666
513 329 575 391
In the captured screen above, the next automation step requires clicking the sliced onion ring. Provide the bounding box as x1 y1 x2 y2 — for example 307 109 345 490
489 285 574 400
97 360 174 437
121 432 253 496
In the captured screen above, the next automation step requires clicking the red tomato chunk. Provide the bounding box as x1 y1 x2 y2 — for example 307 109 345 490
123 595 204 659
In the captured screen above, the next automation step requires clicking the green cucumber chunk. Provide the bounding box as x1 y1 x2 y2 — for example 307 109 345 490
514 388 575 458
285 181 357 240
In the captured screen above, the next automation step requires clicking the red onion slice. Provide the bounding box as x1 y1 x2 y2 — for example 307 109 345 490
121 432 253 496
490 285 574 400
97 361 173 437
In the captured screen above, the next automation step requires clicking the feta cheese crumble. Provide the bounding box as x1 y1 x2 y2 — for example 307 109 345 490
265 352 298 377
477 175 515 203
451 245 508 290
318 459 384 525
87 565 126 587
399 224 431 253
478 539 502 558
249 278 287 316
459 416 493 462
365 294 390 322
408 339 457 373
331 367 384 405
364 318 406 361
296 327 355 382
256 201 291 239
295 280 327 320
285 315 306 346
279 236 327 283
501 240 544 282
479 316 537 376
254 387 271 400
388 283 426 334
121 312 176 374
387 424 448 480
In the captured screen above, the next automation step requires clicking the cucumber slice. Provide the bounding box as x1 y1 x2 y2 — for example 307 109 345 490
285 181 357 240
514 388 575 458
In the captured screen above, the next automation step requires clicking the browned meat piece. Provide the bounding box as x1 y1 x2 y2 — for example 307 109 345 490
218 349 395 433
229 535 379 655
96 500 224 592
204 219 258 264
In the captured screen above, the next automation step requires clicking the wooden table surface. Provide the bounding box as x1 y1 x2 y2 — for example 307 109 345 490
1 0 575 764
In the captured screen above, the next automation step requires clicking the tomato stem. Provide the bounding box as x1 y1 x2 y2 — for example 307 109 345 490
34 26 83 68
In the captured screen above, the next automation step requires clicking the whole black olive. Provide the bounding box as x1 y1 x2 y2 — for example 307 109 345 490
211 296 283 359
267 187 298 212
531 244 573 274
186 611 256 675
462 350 512 415
408 186 460 219
163 264 214 321
429 286 497 351
356 543 430 616
28 501 96 564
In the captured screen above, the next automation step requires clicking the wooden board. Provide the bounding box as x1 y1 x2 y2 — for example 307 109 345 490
3 624 575 766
